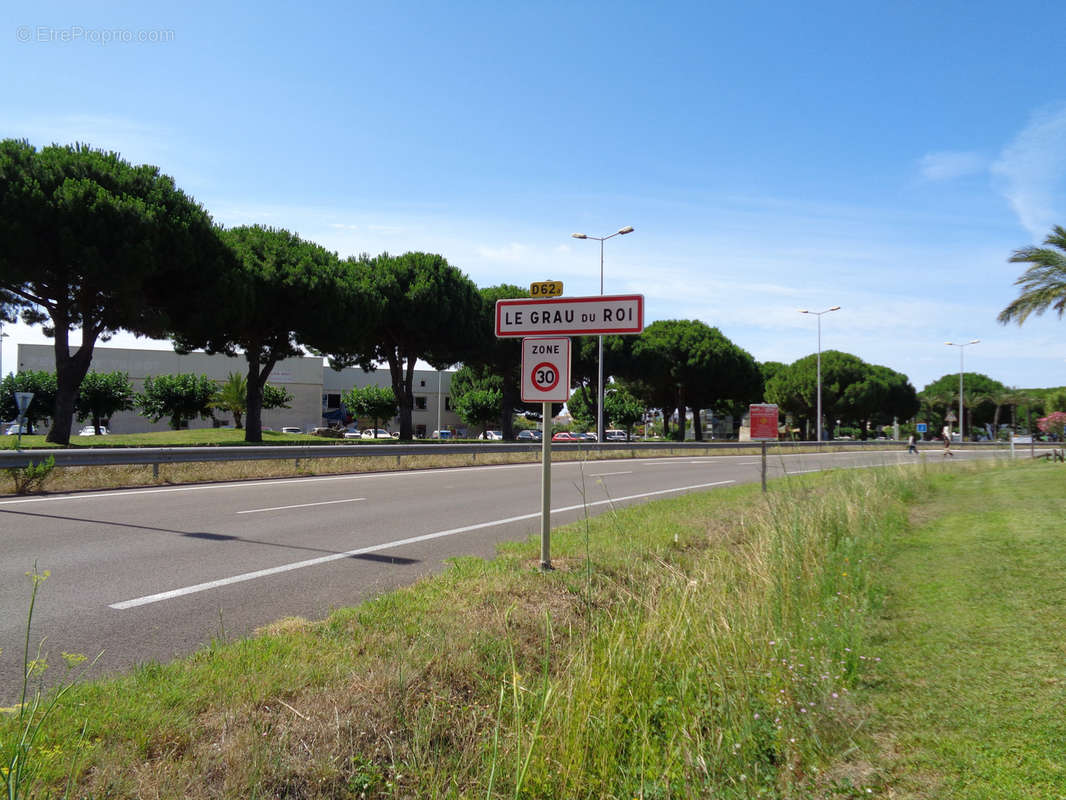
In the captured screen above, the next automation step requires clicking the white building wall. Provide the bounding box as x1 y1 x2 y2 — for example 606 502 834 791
17 344 323 434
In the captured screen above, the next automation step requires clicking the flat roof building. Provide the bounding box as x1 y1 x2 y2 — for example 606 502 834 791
16 344 465 437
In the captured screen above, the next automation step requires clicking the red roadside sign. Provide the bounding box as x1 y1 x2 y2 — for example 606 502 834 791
749 404 779 441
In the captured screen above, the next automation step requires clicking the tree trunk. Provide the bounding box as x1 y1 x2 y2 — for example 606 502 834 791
692 407 704 441
47 320 97 445
244 350 276 443
500 379 519 441
676 386 687 441
402 356 416 440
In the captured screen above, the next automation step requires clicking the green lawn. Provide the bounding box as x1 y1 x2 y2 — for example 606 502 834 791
854 462 1066 798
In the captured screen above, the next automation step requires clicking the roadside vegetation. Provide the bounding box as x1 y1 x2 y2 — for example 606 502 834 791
0 459 962 796
5 458 1062 797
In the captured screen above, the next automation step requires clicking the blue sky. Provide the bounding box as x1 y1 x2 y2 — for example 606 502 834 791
4 0 1066 391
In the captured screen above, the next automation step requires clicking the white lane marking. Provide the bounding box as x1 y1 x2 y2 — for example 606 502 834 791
109 479 735 609
237 497 366 515
588 471 633 477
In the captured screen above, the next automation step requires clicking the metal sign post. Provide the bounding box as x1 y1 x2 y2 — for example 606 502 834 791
541 401 552 569
521 338 571 571
749 403 780 493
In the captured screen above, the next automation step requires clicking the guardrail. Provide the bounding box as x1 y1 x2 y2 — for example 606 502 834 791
0 439 1014 470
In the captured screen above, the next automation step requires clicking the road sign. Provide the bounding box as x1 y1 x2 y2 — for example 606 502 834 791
496 294 644 337
14 392 34 416
521 338 570 403
530 280 563 298
916 423 928 433
749 404 779 441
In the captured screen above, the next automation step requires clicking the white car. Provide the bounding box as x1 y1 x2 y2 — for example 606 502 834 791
479 430 503 440
342 429 362 439
4 422 30 436
281 426 303 434
77 425 109 436
361 428 392 439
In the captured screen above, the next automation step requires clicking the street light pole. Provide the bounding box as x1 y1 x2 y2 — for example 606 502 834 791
799 306 840 444
571 225 634 442
945 339 979 442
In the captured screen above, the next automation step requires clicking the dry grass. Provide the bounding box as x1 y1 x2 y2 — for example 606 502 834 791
1 443 894 497
0 446 728 496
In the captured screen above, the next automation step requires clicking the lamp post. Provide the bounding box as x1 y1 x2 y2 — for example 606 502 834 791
945 339 979 442
571 225 634 441
799 306 841 444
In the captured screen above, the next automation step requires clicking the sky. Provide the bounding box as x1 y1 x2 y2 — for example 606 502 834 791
3 0 1066 391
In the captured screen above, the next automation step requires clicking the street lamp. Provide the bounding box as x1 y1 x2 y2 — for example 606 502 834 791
945 339 979 442
571 225 634 441
799 306 841 444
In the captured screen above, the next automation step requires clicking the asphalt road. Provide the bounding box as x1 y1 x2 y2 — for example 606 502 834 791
0 446 1009 703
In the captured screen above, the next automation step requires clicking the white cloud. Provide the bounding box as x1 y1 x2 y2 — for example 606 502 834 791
475 243 529 262
992 105 1066 238
918 150 986 181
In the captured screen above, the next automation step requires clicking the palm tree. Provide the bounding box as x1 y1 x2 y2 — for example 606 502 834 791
998 225 1066 324
211 372 247 429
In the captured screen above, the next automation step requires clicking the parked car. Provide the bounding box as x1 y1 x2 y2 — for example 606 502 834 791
604 429 627 441
4 422 30 436
281 426 302 434
343 430 362 439
580 432 598 441
551 431 580 442
362 428 391 439
479 430 504 440
516 429 543 442
431 430 452 440
77 425 109 436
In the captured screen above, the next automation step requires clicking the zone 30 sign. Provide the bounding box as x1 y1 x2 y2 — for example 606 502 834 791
521 337 570 403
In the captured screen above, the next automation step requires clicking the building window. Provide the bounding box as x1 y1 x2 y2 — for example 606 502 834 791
415 396 427 410
323 393 341 410
419 379 426 387
445 396 452 411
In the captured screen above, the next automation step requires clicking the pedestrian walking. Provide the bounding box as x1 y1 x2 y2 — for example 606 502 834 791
942 424 954 457
907 433 918 454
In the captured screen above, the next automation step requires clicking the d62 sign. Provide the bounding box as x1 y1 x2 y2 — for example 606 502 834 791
521 337 571 403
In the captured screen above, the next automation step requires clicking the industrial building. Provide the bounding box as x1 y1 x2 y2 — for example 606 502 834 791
16 344 464 436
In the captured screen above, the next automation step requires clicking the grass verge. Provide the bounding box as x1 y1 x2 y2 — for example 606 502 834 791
2 458 939 798
1 435 916 496
843 460 1066 798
